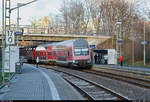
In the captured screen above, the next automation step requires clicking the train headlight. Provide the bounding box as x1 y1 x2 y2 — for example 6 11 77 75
73 60 78 64
87 60 91 63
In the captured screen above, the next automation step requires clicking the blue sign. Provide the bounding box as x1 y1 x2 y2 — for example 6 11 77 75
141 41 147 45
90 45 96 48
14 31 23 35
118 39 123 43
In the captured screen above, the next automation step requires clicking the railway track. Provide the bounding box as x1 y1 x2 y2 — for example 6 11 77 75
81 69 150 89
41 65 129 100
93 66 150 78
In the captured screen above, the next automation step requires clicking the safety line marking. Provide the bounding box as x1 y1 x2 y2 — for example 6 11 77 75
37 68 60 100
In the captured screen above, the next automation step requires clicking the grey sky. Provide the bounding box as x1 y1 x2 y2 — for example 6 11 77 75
0 0 150 25
0 0 62 25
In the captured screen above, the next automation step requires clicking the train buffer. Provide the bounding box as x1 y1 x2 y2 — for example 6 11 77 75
0 64 83 100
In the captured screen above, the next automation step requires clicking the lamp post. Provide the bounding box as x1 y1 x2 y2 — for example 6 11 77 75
116 22 122 56
115 23 119 55
132 36 135 66
143 21 146 66
2 0 5 83
16 3 20 46
9 0 38 46
129 35 135 66
1 0 38 82
119 22 122 57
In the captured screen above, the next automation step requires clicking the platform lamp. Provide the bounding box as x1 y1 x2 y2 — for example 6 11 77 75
9 0 38 46
1 0 38 83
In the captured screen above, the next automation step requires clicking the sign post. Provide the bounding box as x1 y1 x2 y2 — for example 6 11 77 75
129 36 135 66
6 30 15 45
117 39 123 56
5 30 15 81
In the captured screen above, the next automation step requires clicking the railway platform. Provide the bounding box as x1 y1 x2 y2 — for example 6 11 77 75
0 64 84 100
94 64 150 73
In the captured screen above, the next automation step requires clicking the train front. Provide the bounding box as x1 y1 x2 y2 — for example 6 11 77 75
73 39 92 68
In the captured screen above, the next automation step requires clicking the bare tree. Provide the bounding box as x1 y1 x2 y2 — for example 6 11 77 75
81 0 91 35
88 0 102 35
60 0 89 35
69 0 84 34
60 0 70 34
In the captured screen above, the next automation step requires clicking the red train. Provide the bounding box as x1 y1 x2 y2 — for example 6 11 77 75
32 38 93 68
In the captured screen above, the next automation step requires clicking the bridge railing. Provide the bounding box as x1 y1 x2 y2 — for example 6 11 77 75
0 26 98 36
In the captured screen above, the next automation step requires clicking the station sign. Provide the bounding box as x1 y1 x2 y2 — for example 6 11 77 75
4 46 19 72
117 39 123 44
90 45 96 48
14 31 23 35
141 41 147 45
6 30 15 45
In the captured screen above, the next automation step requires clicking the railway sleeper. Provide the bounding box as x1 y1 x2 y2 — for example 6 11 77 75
86 92 117 100
73 81 89 86
96 97 118 100
79 85 95 88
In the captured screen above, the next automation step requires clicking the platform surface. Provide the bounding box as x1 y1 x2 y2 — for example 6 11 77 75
94 64 150 73
0 64 84 100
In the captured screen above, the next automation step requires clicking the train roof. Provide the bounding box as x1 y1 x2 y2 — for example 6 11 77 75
73 38 88 48
36 46 46 51
37 38 88 48
38 42 58 47
56 38 88 48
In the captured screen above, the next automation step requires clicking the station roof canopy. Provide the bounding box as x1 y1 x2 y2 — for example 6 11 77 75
93 49 108 54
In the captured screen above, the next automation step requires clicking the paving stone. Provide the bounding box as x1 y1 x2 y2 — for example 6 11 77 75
0 64 83 100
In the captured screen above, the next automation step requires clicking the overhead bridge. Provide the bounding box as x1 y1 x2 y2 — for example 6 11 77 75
0 34 110 46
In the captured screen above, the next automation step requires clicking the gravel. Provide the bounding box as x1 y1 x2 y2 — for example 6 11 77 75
52 67 150 100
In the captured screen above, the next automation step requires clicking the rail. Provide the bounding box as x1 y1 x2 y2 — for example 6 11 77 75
82 69 150 89
41 65 130 100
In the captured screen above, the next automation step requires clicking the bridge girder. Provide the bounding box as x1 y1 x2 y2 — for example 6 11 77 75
0 34 110 47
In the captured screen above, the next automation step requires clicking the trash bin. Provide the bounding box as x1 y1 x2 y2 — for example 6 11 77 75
16 62 22 74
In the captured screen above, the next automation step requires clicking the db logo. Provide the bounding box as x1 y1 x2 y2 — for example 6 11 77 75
6 30 15 45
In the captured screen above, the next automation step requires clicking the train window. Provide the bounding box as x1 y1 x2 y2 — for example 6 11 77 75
74 49 82 56
53 51 56 56
81 48 89 55
68 51 70 56
74 48 89 56
49 52 52 56
36 52 40 56
70 50 72 56
46 52 48 55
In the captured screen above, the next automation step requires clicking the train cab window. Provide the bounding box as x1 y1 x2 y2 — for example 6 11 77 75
74 48 89 56
74 49 81 56
81 48 89 55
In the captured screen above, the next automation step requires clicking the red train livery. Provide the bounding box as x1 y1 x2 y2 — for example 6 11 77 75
33 38 92 68
36 43 56 64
